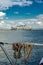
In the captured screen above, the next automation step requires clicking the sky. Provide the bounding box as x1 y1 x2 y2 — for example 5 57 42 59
0 0 43 29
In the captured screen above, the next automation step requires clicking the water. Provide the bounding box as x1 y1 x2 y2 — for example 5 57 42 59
0 30 43 65
0 30 43 43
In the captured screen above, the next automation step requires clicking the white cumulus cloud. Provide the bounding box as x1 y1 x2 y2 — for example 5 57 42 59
37 14 43 20
0 12 5 16
0 14 43 29
0 0 33 10
36 21 43 25
0 12 6 19
18 22 25 26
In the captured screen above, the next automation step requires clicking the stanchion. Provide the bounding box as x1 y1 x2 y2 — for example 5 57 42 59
0 42 15 65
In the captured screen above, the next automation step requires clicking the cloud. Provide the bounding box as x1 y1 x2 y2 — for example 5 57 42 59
0 12 6 19
29 14 43 27
0 12 5 16
36 21 43 26
0 20 11 29
14 11 19 14
35 0 43 3
0 0 13 10
0 21 4 24
18 22 25 26
0 21 5 26
36 14 43 20
0 14 43 29
12 15 43 28
35 14 43 26
0 0 33 10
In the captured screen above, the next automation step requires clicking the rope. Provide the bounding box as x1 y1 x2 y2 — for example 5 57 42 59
0 42 43 65
1 42 43 46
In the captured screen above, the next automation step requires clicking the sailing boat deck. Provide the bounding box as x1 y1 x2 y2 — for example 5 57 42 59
0 42 43 65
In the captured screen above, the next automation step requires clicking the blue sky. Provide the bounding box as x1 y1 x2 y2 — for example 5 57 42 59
0 0 43 28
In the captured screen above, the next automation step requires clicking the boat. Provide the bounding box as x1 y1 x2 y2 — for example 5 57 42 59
11 27 17 30
0 42 43 65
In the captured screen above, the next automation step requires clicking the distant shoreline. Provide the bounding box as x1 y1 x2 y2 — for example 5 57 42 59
0 28 43 31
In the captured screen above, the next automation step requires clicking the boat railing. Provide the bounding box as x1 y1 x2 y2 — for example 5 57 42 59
0 42 43 65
